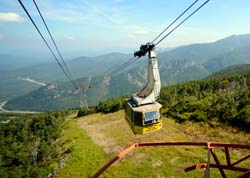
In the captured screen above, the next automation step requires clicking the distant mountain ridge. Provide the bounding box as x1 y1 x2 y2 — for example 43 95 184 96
2 34 250 111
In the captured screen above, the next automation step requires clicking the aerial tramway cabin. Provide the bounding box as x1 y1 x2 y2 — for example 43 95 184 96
125 43 162 134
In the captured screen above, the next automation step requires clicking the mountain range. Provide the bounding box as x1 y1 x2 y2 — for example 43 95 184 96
2 34 250 111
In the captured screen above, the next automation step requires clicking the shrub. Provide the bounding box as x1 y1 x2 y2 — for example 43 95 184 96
77 107 95 117
96 98 125 113
190 111 207 122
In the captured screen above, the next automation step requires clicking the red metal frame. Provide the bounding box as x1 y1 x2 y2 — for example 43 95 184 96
92 142 250 178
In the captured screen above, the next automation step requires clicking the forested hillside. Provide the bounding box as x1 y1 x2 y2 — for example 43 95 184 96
0 111 70 177
160 74 250 131
207 64 250 78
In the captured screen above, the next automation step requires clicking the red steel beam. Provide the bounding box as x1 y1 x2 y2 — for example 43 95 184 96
225 147 231 166
185 163 250 172
208 142 250 149
210 149 227 178
231 154 250 167
92 141 250 178
92 143 138 178
137 141 207 147
185 163 207 172
238 170 250 178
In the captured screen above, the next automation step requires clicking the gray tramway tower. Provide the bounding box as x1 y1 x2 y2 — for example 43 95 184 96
77 82 91 109
131 43 161 106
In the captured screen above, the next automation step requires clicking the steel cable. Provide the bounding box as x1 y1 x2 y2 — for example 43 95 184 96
33 0 74 81
18 0 77 88
155 0 210 46
151 0 199 43
106 0 210 75
108 56 138 74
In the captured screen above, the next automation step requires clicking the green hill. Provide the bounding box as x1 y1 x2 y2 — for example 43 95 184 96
4 62 250 112
3 34 250 111
206 64 250 78
160 73 250 131
4 74 139 111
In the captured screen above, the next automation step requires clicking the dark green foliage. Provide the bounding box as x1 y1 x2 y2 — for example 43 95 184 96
160 74 250 131
77 107 95 117
0 111 68 178
96 97 125 113
190 111 207 122
77 97 126 117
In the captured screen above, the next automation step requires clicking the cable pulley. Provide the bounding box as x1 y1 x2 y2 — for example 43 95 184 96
134 43 155 58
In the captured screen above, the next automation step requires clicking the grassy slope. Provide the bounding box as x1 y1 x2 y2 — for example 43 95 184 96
58 111 250 178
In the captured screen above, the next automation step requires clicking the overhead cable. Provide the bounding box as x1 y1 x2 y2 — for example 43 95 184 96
151 0 199 43
18 0 77 88
32 0 74 81
155 0 210 46
117 57 139 72
107 0 210 75
108 56 138 74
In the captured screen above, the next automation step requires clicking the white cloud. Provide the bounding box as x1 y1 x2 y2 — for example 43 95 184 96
67 36 76 41
126 29 149 39
135 30 148 35
0 12 26 23
127 34 136 39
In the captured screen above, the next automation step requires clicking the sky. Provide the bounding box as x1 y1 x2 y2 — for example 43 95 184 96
0 0 250 59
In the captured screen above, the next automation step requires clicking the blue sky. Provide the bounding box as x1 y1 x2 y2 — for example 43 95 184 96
0 0 250 58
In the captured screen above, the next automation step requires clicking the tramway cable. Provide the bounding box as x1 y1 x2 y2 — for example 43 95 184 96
108 0 210 75
109 56 138 74
155 0 210 46
116 57 139 73
18 0 77 88
32 0 74 81
151 0 199 43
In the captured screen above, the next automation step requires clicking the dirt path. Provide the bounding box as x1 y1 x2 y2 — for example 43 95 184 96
77 113 123 154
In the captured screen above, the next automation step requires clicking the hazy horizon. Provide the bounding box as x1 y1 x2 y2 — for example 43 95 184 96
1 33 250 60
1 0 250 60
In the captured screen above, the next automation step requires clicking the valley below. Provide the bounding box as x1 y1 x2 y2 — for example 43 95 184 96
1 34 250 111
0 100 39 114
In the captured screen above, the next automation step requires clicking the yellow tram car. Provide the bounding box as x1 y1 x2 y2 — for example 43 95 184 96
125 98 162 134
